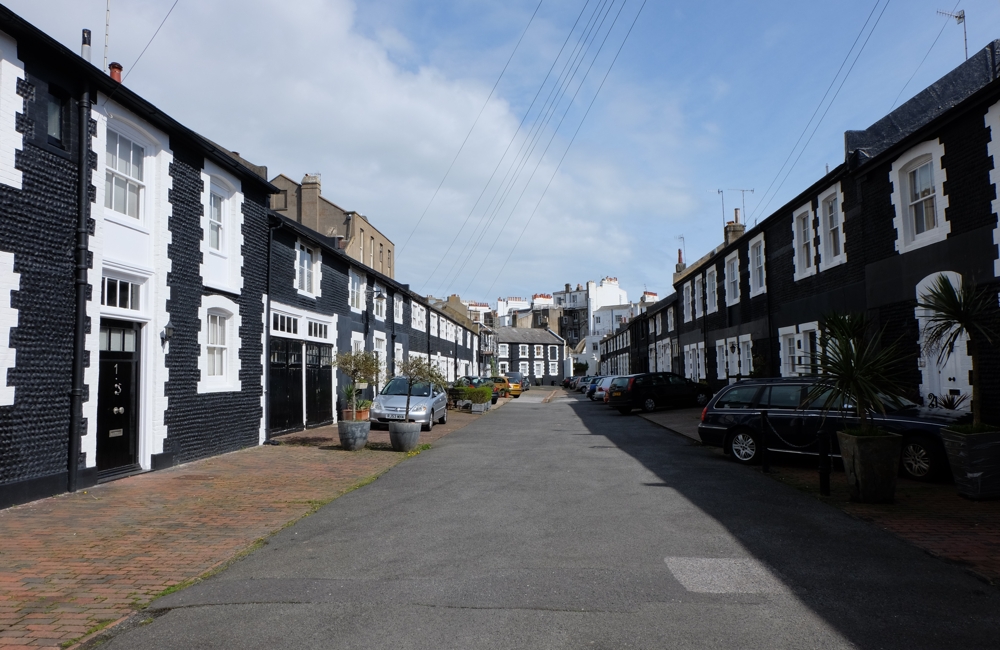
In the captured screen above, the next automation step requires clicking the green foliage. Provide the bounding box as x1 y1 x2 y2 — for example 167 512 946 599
356 399 373 410
573 362 589 374
467 386 492 404
804 312 907 432
336 350 379 419
917 274 997 426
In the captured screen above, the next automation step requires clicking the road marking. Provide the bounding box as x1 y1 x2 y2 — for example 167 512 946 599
665 557 789 594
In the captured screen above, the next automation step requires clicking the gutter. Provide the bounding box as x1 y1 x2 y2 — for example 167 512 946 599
68 89 92 491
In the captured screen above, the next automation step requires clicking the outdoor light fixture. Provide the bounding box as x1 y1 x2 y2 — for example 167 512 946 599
160 320 175 344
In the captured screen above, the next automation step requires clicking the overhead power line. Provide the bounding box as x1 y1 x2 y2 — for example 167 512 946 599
396 0 545 259
478 0 648 299
102 0 180 107
748 0 887 223
890 0 962 112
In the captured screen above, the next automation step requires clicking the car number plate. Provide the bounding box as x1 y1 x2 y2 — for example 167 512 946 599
612 391 622 397
385 413 405 420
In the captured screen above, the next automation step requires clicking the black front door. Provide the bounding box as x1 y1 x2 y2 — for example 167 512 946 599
269 338 303 432
96 319 140 472
305 343 334 427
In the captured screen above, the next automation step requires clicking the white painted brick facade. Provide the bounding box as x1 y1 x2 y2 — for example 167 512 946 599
0 30 24 190
0 250 19 405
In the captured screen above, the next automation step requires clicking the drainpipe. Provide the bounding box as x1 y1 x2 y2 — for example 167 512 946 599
69 90 92 491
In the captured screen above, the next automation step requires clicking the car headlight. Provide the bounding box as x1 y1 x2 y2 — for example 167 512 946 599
372 399 383 410
409 405 427 414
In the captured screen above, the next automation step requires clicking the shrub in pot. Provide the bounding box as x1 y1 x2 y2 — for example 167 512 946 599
468 385 491 414
390 357 447 452
806 312 907 504
335 350 379 450
918 275 1000 499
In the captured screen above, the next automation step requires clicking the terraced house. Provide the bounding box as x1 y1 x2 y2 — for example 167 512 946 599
611 40 1000 423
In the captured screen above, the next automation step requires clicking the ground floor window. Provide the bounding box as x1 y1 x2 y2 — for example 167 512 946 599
498 361 509 374
519 361 529 375
548 362 558 375
533 361 544 377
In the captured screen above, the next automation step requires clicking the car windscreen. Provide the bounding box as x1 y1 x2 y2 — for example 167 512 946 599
506 373 523 381
610 377 629 389
714 385 759 409
382 378 431 397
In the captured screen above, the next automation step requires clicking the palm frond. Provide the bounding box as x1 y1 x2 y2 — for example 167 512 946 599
917 275 996 364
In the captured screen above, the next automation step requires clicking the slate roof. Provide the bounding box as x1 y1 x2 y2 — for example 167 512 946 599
493 327 564 344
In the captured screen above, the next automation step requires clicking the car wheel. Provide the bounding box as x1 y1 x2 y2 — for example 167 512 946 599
642 397 656 413
424 415 433 432
617 407 632 415
696 392 711 407
438 409 447 425
728 430 760 465
901 435 943 481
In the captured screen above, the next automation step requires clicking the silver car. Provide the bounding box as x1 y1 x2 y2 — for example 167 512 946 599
369 377 448 430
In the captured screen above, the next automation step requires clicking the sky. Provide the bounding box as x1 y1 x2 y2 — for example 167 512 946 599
9 0 1000 305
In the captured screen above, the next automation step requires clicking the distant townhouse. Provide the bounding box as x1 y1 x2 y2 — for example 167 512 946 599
614 41 1000 423
0 11 275 507
494 327 567 386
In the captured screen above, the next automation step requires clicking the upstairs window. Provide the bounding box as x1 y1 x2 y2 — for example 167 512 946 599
683 283 692 323
891 139 949 254
519 344 529 357
46 90 66 146
349 269 363 310
498 343 509 357
297 243 319 296
373 284 386 320
792 206 815 281
534 344 543 357
725 252 740 306
818 185 847 271
667 308 675 332
105 130 144 220
706 269 717 314
749 234 766 296
694 276 704 319
209 191 225 251
394 294 404 324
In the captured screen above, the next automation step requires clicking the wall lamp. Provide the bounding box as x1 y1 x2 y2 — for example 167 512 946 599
160 320 174 344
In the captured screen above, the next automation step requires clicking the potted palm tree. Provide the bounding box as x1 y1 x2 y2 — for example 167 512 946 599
335 350 380 451
807 312 907 503
917 275 1000 499
391 357 447 452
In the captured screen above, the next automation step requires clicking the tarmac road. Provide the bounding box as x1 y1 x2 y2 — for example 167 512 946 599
100 390 1000 649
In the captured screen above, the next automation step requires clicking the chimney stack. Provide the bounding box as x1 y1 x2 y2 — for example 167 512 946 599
724 208 746 245
675 249 686 274
81 29 91 62
300 174 322 231
109 62 122 82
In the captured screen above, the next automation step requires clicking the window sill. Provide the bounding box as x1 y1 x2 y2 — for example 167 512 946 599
296 288 321 300
99 305 151 322
208 249 228 260
819 255 847 272
897 228 949 255
105 212 150 235
197 379 242 394
748 287 766 298
204 280 241 296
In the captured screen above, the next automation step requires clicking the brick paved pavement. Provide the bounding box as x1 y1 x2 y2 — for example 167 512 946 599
755 459 1000 585
0 404 508 649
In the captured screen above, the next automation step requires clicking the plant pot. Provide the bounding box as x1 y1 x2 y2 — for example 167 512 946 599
837 431 902 503
389 422 422 452
941 426 1000 500
341 408 369 421
471 403 487 414
337 420 370 451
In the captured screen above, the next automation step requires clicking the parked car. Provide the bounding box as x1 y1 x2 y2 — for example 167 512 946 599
608 373 713 414
697 378 971 481
577 376 595 393
593 376 615 402
370 377 448 431
586 376 604 399
491 376 513 398
504 372 525 398
562 376 574 388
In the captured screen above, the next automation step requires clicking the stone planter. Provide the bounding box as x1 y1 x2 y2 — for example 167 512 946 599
471 403 487 414
337 420 370 451
389 422 422 452
837 431 902 503
941 426 1000 500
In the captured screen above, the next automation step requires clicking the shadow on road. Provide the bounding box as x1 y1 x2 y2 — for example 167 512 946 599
564 396 999 650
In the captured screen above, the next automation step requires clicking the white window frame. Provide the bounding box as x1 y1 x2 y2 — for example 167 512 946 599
724 251 741 306
199 161 244 294
706 268 718 314
715 341 727 380
891 138 950 255
548 361 558 376
694 276 704 319
748 233 766 297
739 334 753 377
548 345 558 360
519 361 529 375
295 240 322 298
534 344 544 358
0 251 19 405
817 183 847 271
394 293 404 324
986 102 1000 277
411 302 426 332
683 282 692 323
667 308 675 332
498 343 509 358
373 284 386 321
498 361 509 374
104 128 146 222
792 204 815 281
197 294 241 393
778 322 819 378
348 269 364 313
533 360 544 378
430 313 438 338
208 186 226 254
518 344 529 357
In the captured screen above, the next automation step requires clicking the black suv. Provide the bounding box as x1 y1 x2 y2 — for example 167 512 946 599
607 373 713 414
698 378 970 481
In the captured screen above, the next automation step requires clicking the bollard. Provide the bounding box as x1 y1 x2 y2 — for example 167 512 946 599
818 428 831 496
760 410 769 473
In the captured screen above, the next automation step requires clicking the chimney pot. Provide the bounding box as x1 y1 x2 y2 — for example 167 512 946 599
734 207 740 224
81 29 92 62
109 62 123 82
